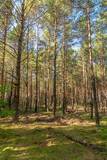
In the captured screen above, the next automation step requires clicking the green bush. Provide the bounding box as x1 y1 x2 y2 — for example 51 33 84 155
0 110 13 117
0 100 8 108
0 85 10 109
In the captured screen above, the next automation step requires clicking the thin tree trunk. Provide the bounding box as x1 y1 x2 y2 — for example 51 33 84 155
1 4 8 101
9 60 14 110
13 0 24 122
35 10 39 113
30 48 33 111
44 45 47 110
100 46 103 109
87 0 99 126
102 34 106 80
65 46 67 112
101 34 106 112
26 21 29 112
86 66 88 110
71 62 74 109
62 17 65 115
38 74 40 108
53 7 57 116
4 63 7 102
95 65 100 108
82 47 87 113
71 75 74 109
47 31 50 111
75 81 77 107
90 87 93 119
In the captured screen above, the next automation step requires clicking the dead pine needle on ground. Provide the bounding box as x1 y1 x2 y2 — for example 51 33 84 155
0 108 107 160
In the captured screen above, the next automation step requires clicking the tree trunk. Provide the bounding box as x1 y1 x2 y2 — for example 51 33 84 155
38 74 40 108
53 7 57 116
30 48 33 111
62 17 65 115
65 46 67 112
82 47 87 113
100 45 103 109
47 31 50 111
87 0 99 126
74 81 77 107
9 60 14 110
71 75 74 109
13 0 24 122
44 45 47 110
35 10 39 113
101 33 106 112
0 4 8 101
90 87 93 119
25 21 29 112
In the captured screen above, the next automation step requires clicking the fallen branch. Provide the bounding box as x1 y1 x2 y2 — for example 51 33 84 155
48 127 107 153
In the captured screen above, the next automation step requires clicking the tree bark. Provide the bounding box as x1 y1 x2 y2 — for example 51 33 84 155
26 21 29 112
62 17 66 115
13 0 24 122
47 31 50 111
35 10 39 113
44 45 47 110
74 81 77 107
0 4 8 101
101 33 106 112
8 60 14 110
87 0 99 126
71 76 74 109
82 46 87 113
65 46 67 112
30 46 33 111
53 7 57 116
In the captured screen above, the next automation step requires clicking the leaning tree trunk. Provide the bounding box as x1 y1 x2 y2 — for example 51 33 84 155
1 4 8 101
53 7 57 116
87 0 99 126
13 0 24 122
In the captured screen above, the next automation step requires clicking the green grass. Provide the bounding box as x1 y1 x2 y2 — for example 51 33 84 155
0 110 107 160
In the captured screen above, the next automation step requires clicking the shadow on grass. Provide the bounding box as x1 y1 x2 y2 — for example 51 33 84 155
0 123 107 160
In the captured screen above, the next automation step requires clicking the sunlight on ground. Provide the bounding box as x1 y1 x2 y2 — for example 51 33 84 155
0 111 107 160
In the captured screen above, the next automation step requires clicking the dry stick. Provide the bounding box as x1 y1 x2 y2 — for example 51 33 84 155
48 128 107 153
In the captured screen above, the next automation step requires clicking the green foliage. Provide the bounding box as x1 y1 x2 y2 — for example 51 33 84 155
0 85 10 93
0 85 10 109
0 110 13 117
0 101 8 108
97 127 106 134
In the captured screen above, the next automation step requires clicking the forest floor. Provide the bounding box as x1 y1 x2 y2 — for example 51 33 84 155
0 107 107 160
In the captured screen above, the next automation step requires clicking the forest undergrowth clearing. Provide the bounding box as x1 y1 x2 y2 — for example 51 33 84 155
0 110 107 160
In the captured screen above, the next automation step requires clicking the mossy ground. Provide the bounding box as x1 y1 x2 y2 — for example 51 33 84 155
0 107 107 160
